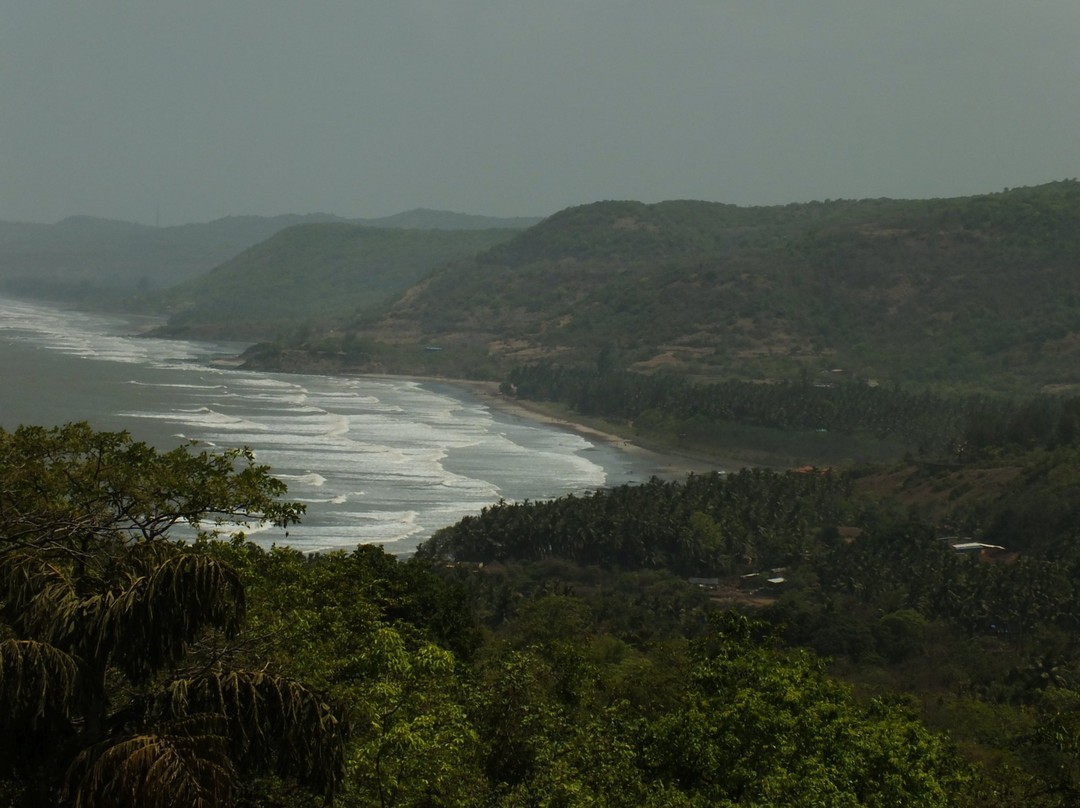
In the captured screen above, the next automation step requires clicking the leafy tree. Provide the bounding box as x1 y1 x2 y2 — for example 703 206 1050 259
0 423 345 808
227 543 486 808
873 608 928 663
642 612 981 807
347 627 482 808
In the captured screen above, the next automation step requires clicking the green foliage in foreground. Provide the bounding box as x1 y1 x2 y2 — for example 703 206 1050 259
218 539 987 808
644 612 972 807
0 424 344 808
0 422 1000 807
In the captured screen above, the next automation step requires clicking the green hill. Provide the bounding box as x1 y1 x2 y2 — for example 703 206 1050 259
155 223 521 339
335 181 1080 392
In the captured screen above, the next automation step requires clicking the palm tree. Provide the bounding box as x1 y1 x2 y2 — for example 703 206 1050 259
0 423 345 807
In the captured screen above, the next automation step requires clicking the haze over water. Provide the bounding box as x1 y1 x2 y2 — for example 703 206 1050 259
0 296 659 554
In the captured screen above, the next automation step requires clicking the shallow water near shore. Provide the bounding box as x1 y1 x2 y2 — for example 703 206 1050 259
0 296 662 554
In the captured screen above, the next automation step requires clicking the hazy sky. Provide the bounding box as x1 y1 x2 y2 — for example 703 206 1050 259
2 2 1077 225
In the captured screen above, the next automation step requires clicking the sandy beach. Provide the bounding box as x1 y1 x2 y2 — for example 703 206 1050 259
428 377 736 480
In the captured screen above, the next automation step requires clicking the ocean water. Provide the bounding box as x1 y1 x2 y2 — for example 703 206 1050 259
0 296 661 554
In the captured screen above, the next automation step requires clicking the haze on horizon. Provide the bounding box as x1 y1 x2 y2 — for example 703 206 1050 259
2 2 1077 227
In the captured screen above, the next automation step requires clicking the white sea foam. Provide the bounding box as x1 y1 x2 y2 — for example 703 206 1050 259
127 381 231 393
121 407 270 432
0 295 670 555
277 472 328 488
299 492 351 505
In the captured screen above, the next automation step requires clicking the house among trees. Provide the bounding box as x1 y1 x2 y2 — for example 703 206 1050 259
950 541 1007 557
688 576 720 589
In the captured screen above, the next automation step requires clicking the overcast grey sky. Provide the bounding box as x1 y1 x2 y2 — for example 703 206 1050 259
2 2 1077 225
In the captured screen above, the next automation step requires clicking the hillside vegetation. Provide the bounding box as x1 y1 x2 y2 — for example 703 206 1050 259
154 224 519 340
291 181 1080 393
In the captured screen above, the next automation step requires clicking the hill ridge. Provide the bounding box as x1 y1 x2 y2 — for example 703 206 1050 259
320 180 1080 392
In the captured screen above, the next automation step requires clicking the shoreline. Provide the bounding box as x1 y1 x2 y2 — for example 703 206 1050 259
410 376 737 480
213 351 742 480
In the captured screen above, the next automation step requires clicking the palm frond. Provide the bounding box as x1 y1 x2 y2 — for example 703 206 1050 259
64 715 235 808
168 670 347 799
0 639 79 729
0 639 80 776
104 554 246 682
0 552 83 645
121 539 182 576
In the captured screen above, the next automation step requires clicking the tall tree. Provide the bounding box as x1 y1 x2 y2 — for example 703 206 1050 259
0 423 345 808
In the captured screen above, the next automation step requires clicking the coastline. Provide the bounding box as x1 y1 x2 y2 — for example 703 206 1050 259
216 350 742 480
414 376 736 480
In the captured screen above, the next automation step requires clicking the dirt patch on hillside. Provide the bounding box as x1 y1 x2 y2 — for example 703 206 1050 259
613 217 659 232
855 464 1024 514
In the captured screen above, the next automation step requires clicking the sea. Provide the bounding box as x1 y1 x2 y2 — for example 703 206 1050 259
0 295 663 555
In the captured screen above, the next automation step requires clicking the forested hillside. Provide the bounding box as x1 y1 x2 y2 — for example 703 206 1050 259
299 181 1080 393
154 224 519 340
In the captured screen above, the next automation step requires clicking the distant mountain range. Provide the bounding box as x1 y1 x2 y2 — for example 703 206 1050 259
0 209 542 303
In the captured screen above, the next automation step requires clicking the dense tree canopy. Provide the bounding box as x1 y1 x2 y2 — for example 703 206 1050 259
7 421 1077 806
0 423 344 808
